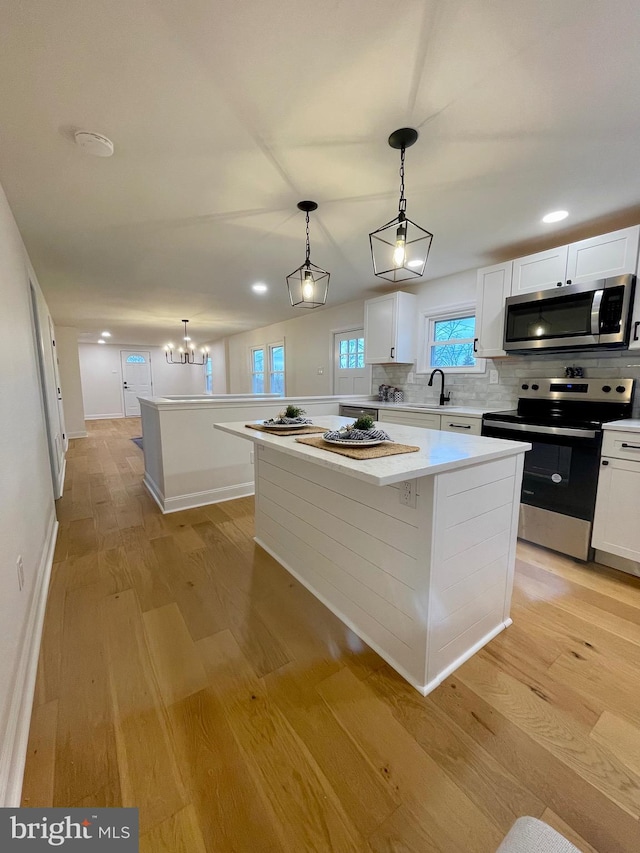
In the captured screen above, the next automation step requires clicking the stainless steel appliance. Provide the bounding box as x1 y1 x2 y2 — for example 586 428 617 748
482 378 634 560
503 274 635 352
339 404 379 419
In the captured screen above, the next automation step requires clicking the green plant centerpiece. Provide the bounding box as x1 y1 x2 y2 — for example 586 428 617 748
352 414 375 431
282 404 306 419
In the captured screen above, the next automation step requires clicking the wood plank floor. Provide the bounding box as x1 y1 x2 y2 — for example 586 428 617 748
22 417 640 851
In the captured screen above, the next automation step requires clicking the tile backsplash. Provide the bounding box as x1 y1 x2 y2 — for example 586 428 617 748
372 351 640 417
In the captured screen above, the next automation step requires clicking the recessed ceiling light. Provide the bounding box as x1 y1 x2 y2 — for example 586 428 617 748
542 210 569 224
407 260 423 268
252 283 268 293
101 330 111 337
98 339 106 344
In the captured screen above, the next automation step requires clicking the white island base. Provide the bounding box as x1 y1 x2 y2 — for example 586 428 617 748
215 418 527 695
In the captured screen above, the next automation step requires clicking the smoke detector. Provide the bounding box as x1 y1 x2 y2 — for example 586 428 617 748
74 131 114 157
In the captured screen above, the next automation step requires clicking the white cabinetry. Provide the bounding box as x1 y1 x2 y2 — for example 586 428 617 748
378 409 440 430
475 261 512 358
511 226 640 295
440 414 482 436
511 245 569 295
567 225 640 285
592 429 640 561
364 292 416 364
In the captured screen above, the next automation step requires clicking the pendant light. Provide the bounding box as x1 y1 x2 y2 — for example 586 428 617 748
286 201 330 308
369 128 433 282
164 320 208 365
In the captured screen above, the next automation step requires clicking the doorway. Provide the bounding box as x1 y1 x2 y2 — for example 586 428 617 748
120 350 152 416
333 329 371 395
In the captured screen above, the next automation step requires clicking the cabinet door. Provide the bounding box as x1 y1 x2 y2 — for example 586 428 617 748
567 225 640 285
475 261 512 358
364 295 396 363
511 245 569 294
592 457 640 561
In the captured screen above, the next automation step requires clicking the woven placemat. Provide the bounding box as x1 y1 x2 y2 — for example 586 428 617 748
295 435 420 459
245 423 329 436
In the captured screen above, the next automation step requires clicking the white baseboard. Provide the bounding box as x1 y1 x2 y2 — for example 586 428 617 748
0 511 58 806
85 413 124 420
67 430 88 439
143 474 254 514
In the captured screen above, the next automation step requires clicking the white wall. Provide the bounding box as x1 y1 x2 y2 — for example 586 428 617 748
56 327 86 437
79 343 206 418
225 298 366 395
0 181 58 804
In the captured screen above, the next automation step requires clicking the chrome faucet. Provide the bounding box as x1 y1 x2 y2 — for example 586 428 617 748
428 369 451 406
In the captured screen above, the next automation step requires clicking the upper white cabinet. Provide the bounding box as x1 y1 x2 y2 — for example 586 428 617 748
475 261 513 358
511 245 569 295
364 292 416 363
567 225 640 285
511 226 640 295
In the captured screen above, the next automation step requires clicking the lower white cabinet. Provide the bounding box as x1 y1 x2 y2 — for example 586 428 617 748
440 415 482 436
379 410 441 430
592 430 640 561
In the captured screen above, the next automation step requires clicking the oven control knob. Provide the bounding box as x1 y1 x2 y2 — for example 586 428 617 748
602 385 611 393
531 384 539 391
616 385 626 393
521 383 529 390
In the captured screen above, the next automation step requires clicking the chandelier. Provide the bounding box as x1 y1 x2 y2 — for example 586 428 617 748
286 201 330 308
369 127 433 283
164 320 208 365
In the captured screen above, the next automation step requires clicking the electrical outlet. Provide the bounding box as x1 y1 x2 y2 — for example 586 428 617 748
399 480 417 508
489 369 499 385
317 367 324 375
17 556 24 591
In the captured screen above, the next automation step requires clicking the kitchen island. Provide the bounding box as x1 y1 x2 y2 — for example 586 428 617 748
215 416 529 694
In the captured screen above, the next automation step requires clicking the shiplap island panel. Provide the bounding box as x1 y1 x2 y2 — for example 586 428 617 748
214 417 529 694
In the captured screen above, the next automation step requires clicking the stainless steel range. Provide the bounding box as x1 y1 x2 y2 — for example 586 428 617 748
482 378 634 560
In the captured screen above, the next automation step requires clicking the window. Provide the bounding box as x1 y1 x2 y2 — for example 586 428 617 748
269 344 285 395
126 353 146 363
251 343 285 395
251 347 265 393
338 336 365 370
418 305 484 374
205 355 213 393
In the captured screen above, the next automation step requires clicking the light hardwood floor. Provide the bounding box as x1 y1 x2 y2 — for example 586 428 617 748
21 417 640 851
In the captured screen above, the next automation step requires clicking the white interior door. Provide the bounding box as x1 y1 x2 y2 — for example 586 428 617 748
121 350 152 417
333 329 371 395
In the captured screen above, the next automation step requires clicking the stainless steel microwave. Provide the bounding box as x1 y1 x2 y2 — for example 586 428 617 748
503 274 635 352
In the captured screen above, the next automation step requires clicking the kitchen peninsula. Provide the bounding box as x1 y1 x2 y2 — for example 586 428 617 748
215 416 529 694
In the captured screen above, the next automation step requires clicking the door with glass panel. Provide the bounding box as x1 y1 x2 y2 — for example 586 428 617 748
333 329 371 395
120 350 152 416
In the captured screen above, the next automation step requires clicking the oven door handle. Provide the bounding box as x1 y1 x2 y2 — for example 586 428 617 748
591 288 604 336
484 420 597 439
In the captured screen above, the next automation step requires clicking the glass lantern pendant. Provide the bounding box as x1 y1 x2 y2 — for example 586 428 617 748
286 201 330 308
369 128 433 283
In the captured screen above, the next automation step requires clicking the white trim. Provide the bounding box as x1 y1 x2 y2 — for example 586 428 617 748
85 413 125 420
67 430 88 439
0 512 58 806
54 455 67 500
416 301 486 375
144 473 254 514
254 534 511 697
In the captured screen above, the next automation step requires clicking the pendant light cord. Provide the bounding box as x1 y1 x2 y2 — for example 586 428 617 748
305 211 311 266
398 146 407 217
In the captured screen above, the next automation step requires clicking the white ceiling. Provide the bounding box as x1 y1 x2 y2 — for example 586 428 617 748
2 0 640 346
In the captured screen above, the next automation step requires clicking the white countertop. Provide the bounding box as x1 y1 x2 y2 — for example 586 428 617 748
372 402 496 418
139 394 372 411
603 419 640 432
214 415 529 487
